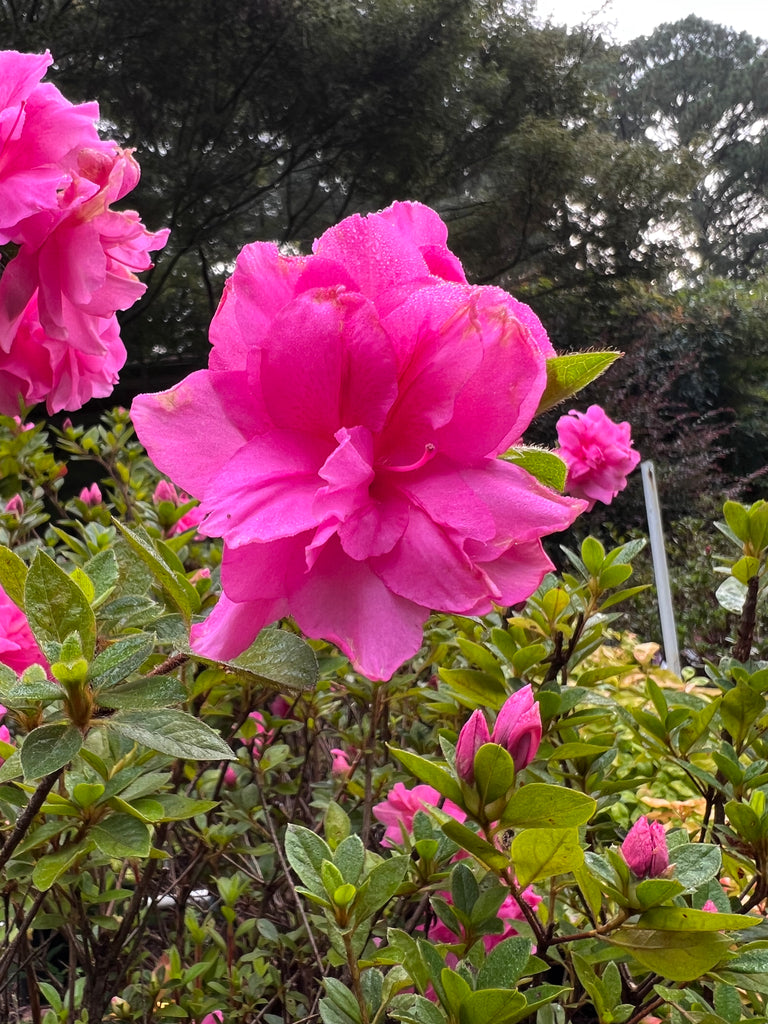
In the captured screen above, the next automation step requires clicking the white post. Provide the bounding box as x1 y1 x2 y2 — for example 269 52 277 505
640 460 681 677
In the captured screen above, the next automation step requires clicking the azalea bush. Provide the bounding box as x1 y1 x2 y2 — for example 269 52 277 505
2 46 768 1024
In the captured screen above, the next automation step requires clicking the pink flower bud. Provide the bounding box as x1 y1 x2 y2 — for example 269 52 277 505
701 899 718 912
455 708 491 784
270 695 291 718
79 483 102 506
199 1013 224 1024
5 494 23 517
491 685 541 770
330 747 352 778
223 766 237 788
621 816 668 878
152 479 178 505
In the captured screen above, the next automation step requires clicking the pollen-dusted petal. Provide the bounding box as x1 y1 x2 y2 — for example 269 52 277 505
131 370 253 497
290 536 429 681
260 288 398 437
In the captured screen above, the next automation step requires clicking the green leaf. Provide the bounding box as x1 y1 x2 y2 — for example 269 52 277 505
474 742 516 807
451 862 480 917
152 794 219 820
333 834 364 884
325 801 352 851
354 855 409 921
89 634 156 690
536 352 620 414
500 783 596 828
32 840 91 891
388 993 445 1024
20 723 83 780
91 814 151 857
501 448 567 491
388 747 463 806
721 683 764 748
216 627 318 690
72 782 105 808
441 819 510 872
673 844 722 891
25 551 97 662
0 546 27 608
608 927 731 982
83 548 119 604
107 709 233 761
112 520 198 622
96 674 187 710
0 679 64 707
285 823 333 897
511 826 583 887
0 749 22 782
460 989 527 1024
634 878 685 909
476 936 532 990
723 502 750 543
637 907 759 932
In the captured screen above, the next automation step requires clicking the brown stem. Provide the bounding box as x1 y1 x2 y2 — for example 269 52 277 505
733 575 759 662
0 769 64 873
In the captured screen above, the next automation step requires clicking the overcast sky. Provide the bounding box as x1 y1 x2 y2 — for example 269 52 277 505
537 0 768 42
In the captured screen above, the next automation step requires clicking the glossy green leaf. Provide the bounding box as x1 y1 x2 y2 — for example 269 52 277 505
0 546 27 608
25 551 96 662
20 723 83 780
89 633 156 690
441 819 509 871
608 927 731 981
112 519 198 621
476 936 532 990
96 674 187 710
107 709 233 760
217 627 318 690
91 813 151 857
500 783 596 828
32 840 91 891
511 826 583 887
388 747 463 805
501 447 567 491
637 906 759 932
285 823 333 897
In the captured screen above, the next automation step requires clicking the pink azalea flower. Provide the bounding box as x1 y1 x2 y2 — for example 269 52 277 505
0 147 169 364
79 483 102 506
0 583 49 676
199 1013 224 1024
427 886 541 953
0 50 102 243
0 294 126 414
701 899 718 913
131 202 585 680
372 781 466 847
556 405 640 510
621 816 669 878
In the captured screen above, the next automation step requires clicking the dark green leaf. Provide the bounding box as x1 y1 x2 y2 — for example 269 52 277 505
107 709 233 760
20 723 82 780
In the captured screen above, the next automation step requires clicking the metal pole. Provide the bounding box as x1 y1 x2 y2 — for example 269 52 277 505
640 460 681 677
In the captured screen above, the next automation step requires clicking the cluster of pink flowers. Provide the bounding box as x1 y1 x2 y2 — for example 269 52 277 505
0 50 168 414
455 684 542 784
132 201 587 680
0 583 48 675
556 405 640 509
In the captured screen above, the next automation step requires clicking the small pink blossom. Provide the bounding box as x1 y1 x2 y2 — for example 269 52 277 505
701 899 718 913
455 709 491 784
491 685 542 770
199 1013 224 1024
79 483 102 505
372 782 466 847
132 202 585 680
556 405 640 509
621 816 668 878
223 766 238 788
0 583 49 676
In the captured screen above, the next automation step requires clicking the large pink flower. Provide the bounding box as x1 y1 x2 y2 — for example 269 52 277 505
0 50 103 244
556 404 640 509
131 202 585 679
0 584 49 676
372 782 466 846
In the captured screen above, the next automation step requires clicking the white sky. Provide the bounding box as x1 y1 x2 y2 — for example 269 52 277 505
537 0 768 42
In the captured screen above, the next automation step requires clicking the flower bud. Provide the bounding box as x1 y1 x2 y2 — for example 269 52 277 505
79 483 102 506
455 709 491 783
621 816 668 878
491 685 541 770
